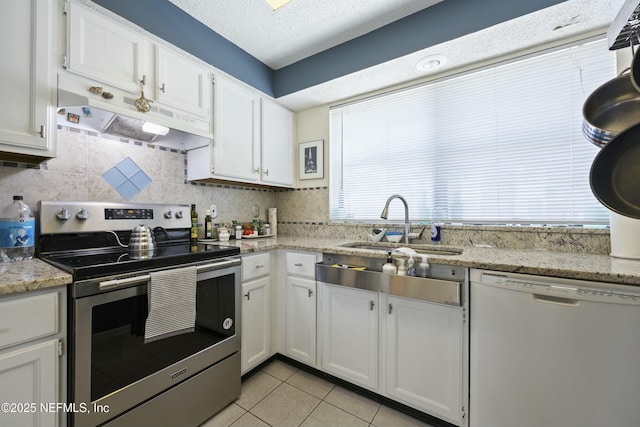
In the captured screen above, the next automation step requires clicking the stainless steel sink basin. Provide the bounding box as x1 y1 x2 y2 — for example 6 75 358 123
340 242 463 256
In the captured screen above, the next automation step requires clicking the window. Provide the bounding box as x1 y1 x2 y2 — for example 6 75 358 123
330 38 615 225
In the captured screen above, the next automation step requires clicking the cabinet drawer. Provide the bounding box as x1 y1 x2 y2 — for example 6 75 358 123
286 252 317 278
242 252 270 281
0 292 58 350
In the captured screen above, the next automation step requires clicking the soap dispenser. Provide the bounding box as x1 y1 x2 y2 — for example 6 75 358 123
418 254 430 278
382 251 397 274
396 258 407 276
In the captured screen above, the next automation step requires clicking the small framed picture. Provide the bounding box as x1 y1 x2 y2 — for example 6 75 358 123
67 112 80 124
299 140 324 180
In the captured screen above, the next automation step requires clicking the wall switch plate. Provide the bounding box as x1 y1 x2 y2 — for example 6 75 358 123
210 204 218 219
252 204 260 218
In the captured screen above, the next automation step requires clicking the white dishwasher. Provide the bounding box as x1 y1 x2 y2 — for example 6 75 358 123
469 269 640 427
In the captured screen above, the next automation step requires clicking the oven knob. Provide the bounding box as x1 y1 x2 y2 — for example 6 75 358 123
56 208 71 221
164 210 172 219
175 210 184 219
76 208 90 220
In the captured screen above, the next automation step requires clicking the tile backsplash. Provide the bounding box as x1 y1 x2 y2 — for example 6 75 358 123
0 128 276 226
0 127 610 254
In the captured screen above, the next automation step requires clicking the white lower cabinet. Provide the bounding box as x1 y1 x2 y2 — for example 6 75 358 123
285 276 316 365
0 340 58 427
283 251 320 366
0 286 66 427
316 283 465 425
319 284 378 390
241 253 271 374
385 295 463 425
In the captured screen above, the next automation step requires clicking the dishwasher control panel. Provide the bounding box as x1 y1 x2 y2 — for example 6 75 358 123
476 270 640 305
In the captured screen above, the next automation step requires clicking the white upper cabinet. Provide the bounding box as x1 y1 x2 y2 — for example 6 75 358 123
67 0 147 94
0 0 56 161
187 75 295 188
261 98 294 186
66 1 211 118
211 75 261 182
155 46 210 118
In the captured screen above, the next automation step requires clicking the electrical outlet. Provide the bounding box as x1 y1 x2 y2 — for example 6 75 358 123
252 204 260 218
210 204 218 219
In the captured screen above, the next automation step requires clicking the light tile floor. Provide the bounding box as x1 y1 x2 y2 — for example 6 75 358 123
201 359 435 427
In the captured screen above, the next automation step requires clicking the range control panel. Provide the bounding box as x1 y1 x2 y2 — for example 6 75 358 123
104 208 154 220
38 201 192 234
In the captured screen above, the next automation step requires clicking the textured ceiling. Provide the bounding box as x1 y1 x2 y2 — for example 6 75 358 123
165 0 626 111
167 0 443 69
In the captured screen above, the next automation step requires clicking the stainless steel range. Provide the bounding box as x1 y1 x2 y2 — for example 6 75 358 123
37 201 242 427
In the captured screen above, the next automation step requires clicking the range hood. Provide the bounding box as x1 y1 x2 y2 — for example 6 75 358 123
57 75 212 151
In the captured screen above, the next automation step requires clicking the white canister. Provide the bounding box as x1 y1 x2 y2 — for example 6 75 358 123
268 208 277 236
217 227 230 242
609 211 640 259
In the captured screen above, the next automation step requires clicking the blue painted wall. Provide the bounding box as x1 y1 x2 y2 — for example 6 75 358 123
92 0 566 100
274 0 566 97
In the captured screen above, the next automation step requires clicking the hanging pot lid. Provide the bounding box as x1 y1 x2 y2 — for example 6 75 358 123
590 121 640 219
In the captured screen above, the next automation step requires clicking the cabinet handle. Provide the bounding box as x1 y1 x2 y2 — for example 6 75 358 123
308 289 313 298
294 263 303 267
39 125 46 139
370 300 375 311
244 292 250 300
140 75 146 86
254 167 260 174
388 303 393 314
264 169 269 176
160 83 166 93
255 264 264 269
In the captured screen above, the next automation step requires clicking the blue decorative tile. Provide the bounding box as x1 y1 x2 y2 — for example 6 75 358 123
102 157 152 200
115 180 140 201
102 168 127 189
116 157 141 178
130 170 151 191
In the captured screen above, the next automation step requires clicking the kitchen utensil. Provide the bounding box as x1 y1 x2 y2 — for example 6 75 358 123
369 228 386 242
128 224 155 258
582 71 640 148
385 231 403 243
589 122 640 218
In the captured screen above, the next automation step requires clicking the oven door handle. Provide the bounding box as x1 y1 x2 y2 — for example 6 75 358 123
99 274 151 290
197 258 241 273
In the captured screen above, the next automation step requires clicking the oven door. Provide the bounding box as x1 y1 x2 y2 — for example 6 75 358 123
70 258 241 427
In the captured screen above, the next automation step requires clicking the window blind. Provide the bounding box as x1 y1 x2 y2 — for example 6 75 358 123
330 38 615 225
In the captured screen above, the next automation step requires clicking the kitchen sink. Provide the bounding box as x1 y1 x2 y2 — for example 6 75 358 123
340 242 463 256
316 253 466 306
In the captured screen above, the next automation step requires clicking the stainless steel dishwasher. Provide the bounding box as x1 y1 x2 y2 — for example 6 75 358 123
470 269 640 427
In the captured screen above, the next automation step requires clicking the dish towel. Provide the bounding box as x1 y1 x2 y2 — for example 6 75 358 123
144 265 197 343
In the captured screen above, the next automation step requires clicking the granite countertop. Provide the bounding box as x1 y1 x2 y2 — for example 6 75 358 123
226 236 640 286
5 235 640 297
0 258 72 296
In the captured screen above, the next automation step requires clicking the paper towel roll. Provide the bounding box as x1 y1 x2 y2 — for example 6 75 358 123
268 208 277 236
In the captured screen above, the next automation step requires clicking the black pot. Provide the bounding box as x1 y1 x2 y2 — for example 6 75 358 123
582 72 640 148
590 122 640 218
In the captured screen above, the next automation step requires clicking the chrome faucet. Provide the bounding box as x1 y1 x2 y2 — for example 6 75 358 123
380 194 410 244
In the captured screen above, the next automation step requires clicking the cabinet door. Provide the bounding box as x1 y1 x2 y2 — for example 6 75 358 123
67 1 147 93
285 277 316 365
241 277 270 374
213 76 260 182
156 46 210 117
0 0 55 156
261 98 294 186
0 340 58 427
385 296 463 425
319 284 378 390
